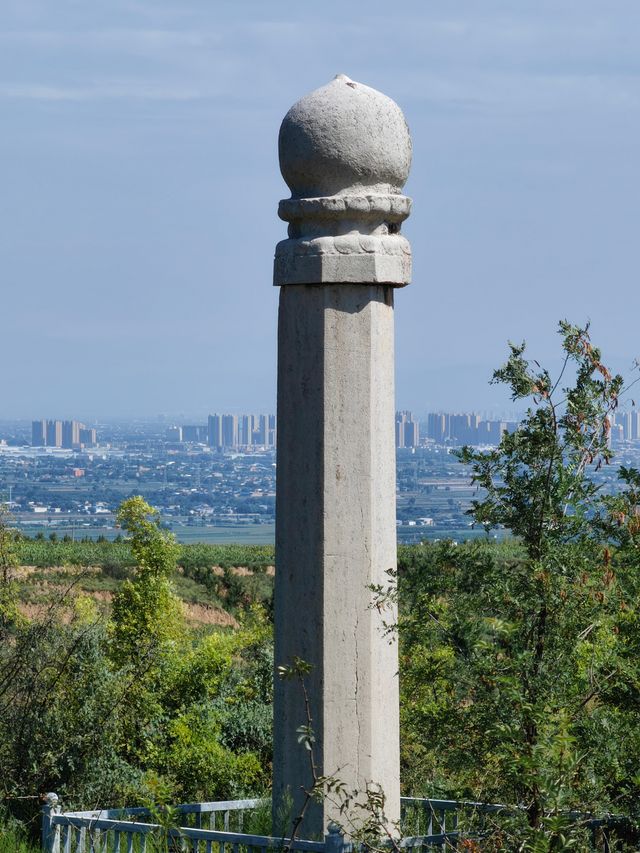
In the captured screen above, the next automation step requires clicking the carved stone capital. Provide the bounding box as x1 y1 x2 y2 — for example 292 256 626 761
275 192 412 286
278 194 412 233
274 75 413 287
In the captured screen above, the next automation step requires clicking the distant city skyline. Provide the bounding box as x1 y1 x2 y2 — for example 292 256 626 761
11 404 639 447
6 393 640 430
2 1 640 417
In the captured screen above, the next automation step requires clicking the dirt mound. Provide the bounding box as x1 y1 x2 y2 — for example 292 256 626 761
209 565 275 576
14 564 102 578
17 579 238 630
184 603 239 628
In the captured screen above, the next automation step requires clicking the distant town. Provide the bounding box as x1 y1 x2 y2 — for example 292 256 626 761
0 408 639 544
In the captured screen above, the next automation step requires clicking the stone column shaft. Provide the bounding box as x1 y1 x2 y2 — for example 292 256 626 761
274 284 399 835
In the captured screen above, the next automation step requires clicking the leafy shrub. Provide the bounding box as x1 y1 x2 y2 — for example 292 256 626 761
165 707 264 801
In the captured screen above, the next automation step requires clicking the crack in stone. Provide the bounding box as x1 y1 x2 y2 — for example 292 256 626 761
354 611 361 778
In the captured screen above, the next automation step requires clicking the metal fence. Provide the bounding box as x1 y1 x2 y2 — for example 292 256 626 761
42 796 329 853
40 793 627 853
40 795 478 853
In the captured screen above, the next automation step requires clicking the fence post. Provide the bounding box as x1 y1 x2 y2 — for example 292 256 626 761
325 822 346 853
41 792 60 853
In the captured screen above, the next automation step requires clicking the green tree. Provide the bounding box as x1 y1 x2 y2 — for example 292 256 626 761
393 322 640 848
459 321 622 557
106 497 272 801
109 496 183 668
108 497 184 766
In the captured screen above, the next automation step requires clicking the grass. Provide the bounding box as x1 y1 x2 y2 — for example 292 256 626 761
0 822 40 853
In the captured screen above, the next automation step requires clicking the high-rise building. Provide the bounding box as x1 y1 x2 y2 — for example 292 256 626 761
46 420 62 447
181 425 207 443
610 423 625 444
395 411 419 449
32 420 46 446
221 414 238 448
62 420 81 449
79 427 97 447
426 413 447 443
255 414 268 445
449 414 472 444
207 413 276 449
478 420 506 445
208 414 222 448
238 414 255 447
404 418 419 448
33 418 96 447
612 410 640 442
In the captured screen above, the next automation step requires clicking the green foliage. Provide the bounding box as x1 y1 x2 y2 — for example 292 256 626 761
457 321 622 556
14 536 274 615
16 538 274 574
132 617 273 802
178 543 274 573
0 508 20 627
109 497 183 668
17 537 134 569
0 611 142 815
101 499 273 803
116 497 180 581
396 540 640 845
394 323 640 846
165 706 263 800
0 495 273 845
106 499 186 770
0 815 40 853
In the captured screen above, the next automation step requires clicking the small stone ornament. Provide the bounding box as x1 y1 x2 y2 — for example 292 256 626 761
275 74 412 287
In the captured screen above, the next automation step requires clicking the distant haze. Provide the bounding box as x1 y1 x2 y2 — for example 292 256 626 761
2 1 639 418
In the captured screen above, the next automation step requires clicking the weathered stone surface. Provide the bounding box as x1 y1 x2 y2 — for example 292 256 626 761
274 284 400 836
279 74 411 199
274 75 413 287
273 75 411 838
274 235 411 286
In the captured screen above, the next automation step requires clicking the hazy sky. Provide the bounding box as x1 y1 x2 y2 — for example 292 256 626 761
2 0 639 420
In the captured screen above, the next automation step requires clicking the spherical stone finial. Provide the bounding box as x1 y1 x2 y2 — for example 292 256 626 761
279 74 412 198
274 76 413 287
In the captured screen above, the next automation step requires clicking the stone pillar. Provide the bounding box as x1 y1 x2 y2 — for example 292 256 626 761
273 74 412 839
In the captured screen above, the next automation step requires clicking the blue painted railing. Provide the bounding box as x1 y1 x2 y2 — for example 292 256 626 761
40 793 622 852
41 795 480 852
42 795 332 853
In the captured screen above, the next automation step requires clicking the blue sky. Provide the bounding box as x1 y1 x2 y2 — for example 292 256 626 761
2 1 639 419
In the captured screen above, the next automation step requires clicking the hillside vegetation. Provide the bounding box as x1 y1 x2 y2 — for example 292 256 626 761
5 533 640 849
13 538 275 625
4 322 640 849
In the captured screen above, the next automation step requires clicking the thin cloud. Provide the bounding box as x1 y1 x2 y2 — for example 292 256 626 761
0 82 206 101
0 28 219 48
